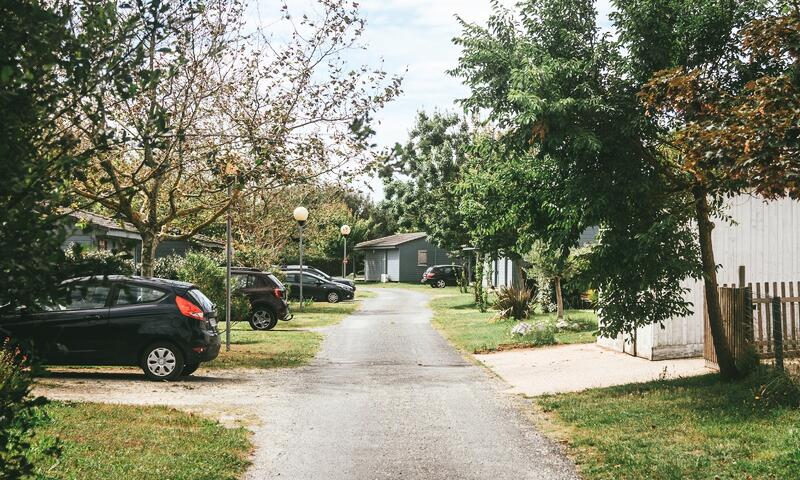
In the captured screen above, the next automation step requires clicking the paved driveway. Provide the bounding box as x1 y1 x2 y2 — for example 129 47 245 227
248 287 576 479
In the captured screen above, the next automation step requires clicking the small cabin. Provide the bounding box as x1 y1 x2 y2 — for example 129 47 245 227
354 233 454 282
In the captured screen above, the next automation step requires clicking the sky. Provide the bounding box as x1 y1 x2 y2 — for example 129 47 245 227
253 1 615 199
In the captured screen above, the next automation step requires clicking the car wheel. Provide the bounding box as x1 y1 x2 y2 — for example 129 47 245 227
249 308 278 331
327 291 340 303
141 342 184 381
181 363 200 376
436 279 446 288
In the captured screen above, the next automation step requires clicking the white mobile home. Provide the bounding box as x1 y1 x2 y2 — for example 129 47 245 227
599 195 800 360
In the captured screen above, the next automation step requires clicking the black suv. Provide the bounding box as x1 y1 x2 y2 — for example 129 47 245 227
283 271 355 303
231 268 290 331
282 265 356 291
0 276 220 381
421 265 463 288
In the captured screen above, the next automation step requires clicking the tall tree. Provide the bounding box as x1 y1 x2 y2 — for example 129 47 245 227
638 4 798 377
380 111 472 252
1 0 133 308
452 0 701 335
72 0 401 276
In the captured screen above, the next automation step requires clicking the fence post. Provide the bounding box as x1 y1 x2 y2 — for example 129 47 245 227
772 296 784 371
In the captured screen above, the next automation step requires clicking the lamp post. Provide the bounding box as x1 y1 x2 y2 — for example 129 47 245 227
293 206 309 310
340 224 351 278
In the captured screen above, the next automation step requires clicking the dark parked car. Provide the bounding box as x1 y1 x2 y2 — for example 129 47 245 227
283 271 354 303
0 276 219 381
282 265 356 291
421 265 463 288
231 267 290 331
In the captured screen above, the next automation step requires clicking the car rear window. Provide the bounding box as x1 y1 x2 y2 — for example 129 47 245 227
188 288 215 312
267 274 284 289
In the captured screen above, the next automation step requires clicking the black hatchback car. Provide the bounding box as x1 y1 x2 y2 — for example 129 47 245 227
231 267 290 331
283 271 354 303
0 276 220 381
421 265 463 288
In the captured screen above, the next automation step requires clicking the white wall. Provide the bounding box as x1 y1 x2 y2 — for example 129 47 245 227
600 195 800 360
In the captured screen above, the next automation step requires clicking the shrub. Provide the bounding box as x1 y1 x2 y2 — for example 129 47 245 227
59 244 134 280
153 254 186 280
0 340 59 478
493 287 534 320
176 252 249 321
751 367 800 408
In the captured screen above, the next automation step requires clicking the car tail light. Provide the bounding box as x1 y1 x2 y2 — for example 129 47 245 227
176 296 204 320
273 288 283 299
426 273 435 279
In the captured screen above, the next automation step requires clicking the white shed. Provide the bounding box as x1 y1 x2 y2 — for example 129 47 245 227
599 194 800 360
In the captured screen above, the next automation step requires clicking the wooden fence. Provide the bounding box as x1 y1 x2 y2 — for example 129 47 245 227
748 281 800 358
705 281 800 368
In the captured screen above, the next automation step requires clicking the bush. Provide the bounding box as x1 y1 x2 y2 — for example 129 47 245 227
153 254 186 280
493 287 534 320
0 340 59 478
176 252 249 321
751 367 800 408
59 244 134 280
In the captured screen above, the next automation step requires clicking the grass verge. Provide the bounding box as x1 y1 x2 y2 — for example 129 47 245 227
32 402 250 480
206 291 368 369
428 290 598 354
536 373 800 480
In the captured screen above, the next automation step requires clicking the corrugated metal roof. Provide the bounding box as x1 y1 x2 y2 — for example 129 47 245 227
354 232 428 249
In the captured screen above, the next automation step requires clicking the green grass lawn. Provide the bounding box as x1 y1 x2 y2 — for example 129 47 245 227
32 402 250 480
206 291 369 369
428 290 598 354
536 373 800 480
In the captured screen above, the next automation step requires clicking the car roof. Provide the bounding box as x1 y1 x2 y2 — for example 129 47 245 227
65 275 194 290
432 264 461 268
231 267 274 275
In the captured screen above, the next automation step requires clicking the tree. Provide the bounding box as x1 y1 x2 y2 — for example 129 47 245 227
1 0 133 308
452 0 700 331
524 241 589 320
72 0 401 276
638 5 799 378
380 111 472 252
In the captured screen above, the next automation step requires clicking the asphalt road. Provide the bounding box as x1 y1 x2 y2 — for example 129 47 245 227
249 288 577 480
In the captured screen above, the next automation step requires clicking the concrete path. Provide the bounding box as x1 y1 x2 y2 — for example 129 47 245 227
247 288 577 479
476 343 710 397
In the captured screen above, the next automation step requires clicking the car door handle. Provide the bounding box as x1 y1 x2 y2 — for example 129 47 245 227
86 314 103 320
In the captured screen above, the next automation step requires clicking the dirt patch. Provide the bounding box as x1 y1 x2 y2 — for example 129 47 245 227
34 366 297 430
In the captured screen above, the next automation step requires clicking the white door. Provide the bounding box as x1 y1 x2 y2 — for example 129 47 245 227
365 251 384 281
387 249 400 281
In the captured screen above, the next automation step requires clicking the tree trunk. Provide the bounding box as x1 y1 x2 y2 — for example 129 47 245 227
693 186 740 380
555 276 564 320
474 251 483 304
140 232 159 278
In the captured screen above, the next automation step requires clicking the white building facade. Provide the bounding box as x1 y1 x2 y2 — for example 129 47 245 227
599 195 800 360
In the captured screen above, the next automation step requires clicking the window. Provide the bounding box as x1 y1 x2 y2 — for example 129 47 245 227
97 238 109 250
52 284 111 311
302 274 320 285
442 267 452 275
417 250 428 266
232 274 258 289
115 284 166 306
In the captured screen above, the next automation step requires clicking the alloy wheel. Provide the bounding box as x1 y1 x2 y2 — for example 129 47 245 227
328 292 340 303
252 310 272 329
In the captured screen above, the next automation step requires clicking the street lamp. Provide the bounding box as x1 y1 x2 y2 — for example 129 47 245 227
293 206 309 310
340 224 351 277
